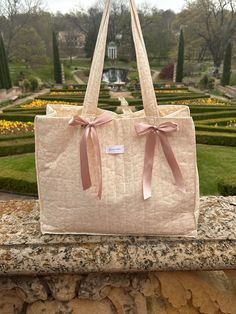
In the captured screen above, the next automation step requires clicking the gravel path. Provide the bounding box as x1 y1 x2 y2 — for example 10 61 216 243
0 88 50 112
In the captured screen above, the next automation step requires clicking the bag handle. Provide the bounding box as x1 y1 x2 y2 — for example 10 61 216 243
82 0 159 117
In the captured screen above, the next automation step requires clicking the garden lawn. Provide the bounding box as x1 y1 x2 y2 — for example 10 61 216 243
0 145 235 196
197 144 236 195
0 153 37 194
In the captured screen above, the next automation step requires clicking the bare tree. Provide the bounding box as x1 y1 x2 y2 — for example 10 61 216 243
0 0 43 56
185 0 236 72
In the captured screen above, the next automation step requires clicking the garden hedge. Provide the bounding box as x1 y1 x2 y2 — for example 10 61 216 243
195 117 236 125
46 93 111 99
3 108 46 113
195 124 236 134
131 93 209 101
37 96 120 106
50 88 109 93
0 177 38 195
218 176 236 196
0 113 37 122
192 111 236 121
0 139 35 156
0 134 34 142
189 105 236 114
196 131 236 146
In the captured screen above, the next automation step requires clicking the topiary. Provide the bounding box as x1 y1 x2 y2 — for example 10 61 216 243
29 77 39 92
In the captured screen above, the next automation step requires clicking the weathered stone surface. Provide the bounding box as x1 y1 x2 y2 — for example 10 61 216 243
26 299 112 314
0 290 25 314
0 271 235 313
0 276 47 303
0 196 235 275
45 274 81 302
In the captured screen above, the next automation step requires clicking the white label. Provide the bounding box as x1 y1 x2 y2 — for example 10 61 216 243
106 145 124 154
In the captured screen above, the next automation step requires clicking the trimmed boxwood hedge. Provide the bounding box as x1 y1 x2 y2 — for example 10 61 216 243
192 111 236 121
0 113 36 122
196 131 236 146
3 108 46 114
0 139 35 156
196 117 236 125
0 133 34 142
131 93 209 102
50 88 109 93
218 176 236 196
37 96 120 106
45 93 111 99
195 124 236 134
189 105 236 114
0 177 38 195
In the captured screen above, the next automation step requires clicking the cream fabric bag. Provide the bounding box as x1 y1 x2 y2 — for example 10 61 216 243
35 0 199 236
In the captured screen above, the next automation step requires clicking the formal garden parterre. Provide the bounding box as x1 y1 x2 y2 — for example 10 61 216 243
0 84 236 196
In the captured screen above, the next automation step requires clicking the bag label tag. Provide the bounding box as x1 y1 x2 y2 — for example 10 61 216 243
106 145 124 154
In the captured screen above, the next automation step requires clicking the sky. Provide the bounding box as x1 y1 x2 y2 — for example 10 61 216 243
45 0 186 14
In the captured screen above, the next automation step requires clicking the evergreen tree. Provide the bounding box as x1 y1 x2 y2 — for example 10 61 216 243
221 42 232 86
0 34 12 89
52 31 62 84
176 29 184 83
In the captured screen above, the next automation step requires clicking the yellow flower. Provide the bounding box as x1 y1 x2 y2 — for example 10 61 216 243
20 100 80 109
0 120 34 135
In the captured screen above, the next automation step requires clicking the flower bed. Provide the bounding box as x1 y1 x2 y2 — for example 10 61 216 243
20 100 80 109
169 98 228 105
49 91 83 96
0 120 34 136
155 89 190 94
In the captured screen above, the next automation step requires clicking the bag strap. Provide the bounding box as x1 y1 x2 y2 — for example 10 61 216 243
82 0 159 117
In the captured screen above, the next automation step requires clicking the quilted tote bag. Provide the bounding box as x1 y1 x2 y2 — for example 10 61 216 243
35 0 199 236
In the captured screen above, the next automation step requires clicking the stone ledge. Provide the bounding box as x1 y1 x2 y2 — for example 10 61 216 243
0 196 235 275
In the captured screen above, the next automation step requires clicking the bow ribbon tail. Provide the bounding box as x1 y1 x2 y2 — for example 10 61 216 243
80 126 92 191
158 132 185 191
143 132 156 200
90 126 103 199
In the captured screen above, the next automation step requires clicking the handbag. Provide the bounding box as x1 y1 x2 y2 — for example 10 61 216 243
35 0 199 236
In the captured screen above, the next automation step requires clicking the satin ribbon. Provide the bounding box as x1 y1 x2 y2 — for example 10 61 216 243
135 121 185 200
69 112 113 199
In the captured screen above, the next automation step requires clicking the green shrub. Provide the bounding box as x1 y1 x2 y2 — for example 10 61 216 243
0 139 35 156
22 79 31 92
0 134 34 142
0 177 38 195
0 113 37 122
37 96 120 106
196 117 236 125
196 131 236 146
198 75 215 90
132 92 193 98
0 99 13 108
29 77 39 91
218 176 236 196
195 124 236 134
189 105 236 114
192 111 236 121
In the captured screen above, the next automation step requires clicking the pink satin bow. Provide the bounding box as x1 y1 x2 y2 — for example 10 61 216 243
69 112 113 199
135 121 185 200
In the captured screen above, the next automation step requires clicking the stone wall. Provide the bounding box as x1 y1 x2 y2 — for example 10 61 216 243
1 270 236 314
